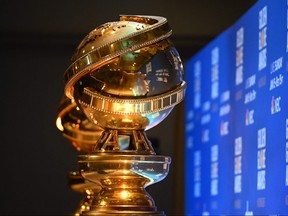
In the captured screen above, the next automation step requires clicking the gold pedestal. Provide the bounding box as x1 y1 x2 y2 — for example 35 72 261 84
77 129 170 215
78 154 170 215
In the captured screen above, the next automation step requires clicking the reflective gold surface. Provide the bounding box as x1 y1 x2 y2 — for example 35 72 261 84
68 172 101 215
78 154 170 215
56 96 103 153
56 15 185 215
68 15 185 151
64 15 173 99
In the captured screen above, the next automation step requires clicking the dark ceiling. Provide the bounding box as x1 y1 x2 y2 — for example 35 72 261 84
1 0 257 57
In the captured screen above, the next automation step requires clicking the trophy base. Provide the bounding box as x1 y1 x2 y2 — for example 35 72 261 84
78 154 170 216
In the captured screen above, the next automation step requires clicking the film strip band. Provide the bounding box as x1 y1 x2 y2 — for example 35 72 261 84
78 81 186 115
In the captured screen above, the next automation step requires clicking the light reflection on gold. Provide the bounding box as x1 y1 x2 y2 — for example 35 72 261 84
122 118 133 123
122 170 129 175
99 200 107 206
85 189 92 195
120 190 130 199
56 117 64 131
115 103 135 113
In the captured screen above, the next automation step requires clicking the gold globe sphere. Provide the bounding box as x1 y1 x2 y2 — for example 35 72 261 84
63 15 185 153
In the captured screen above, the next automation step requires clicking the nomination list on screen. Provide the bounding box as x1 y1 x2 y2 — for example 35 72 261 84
185 1 288 215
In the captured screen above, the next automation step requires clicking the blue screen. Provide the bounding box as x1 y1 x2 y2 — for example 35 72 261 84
184 0 288 215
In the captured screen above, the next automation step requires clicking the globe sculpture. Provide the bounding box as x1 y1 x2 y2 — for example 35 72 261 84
56 15 186 215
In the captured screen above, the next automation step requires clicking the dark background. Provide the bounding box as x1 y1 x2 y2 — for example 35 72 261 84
0 0 256 215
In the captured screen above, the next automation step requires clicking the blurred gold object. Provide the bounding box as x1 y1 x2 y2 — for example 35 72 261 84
56 96 103 153
56 15 185 215
68 172 101 215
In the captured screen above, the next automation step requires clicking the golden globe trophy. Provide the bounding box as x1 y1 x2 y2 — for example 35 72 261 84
56 15 186 215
